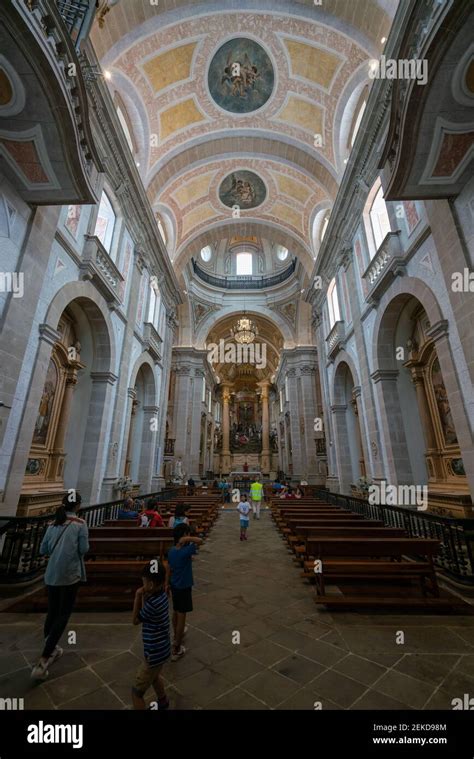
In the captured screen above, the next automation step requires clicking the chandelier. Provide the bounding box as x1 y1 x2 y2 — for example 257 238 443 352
231 316 258 345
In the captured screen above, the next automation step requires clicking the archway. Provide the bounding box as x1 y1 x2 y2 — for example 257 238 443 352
332 359 366 494
19 293 114 513
123 360 157 494
374 291 470 509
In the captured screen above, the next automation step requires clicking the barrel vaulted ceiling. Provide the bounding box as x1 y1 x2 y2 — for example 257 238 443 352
91 1 396 278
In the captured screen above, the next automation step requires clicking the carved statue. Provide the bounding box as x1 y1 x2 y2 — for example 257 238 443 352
173 457 186 484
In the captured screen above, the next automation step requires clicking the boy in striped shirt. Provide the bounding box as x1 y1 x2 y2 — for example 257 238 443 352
132 562 171 710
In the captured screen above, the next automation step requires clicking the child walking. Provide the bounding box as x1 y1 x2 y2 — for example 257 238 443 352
237 494 250 541
132 562 171 710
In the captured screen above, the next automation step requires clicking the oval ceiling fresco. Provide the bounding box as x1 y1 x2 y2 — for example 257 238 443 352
208 37 275 114
219 170 267 209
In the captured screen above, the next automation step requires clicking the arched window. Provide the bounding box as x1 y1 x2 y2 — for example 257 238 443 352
116 105 135 156
276 245 288 261
236 252 253 276
369 186 391 250
147 279 161 329
350 100 366 147
94 191 116 254
327 277 341 329
155 213 167 246
200 245 212 262
320 214 330 242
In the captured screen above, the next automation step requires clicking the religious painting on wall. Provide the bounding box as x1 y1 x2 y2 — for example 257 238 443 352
33 359 58 446
219 170 266 210
65 205 82 238
208 38 274 114
431 358 458 445
402 201 420 234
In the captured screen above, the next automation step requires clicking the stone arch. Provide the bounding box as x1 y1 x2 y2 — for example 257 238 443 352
43 280 116 373
332 349 360 405
331 354 366 494
192 304 295 349
371 280 473 501
372 276 443 372
124 356 158 492
16 284 116 510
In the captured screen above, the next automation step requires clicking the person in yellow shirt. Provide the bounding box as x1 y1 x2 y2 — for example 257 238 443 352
249 478 264 520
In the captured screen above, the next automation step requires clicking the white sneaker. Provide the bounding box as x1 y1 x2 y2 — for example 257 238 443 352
48 646 63 666
31 660 49 681
171 646 186 662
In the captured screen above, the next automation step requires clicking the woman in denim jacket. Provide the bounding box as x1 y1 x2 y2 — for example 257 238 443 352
31 492 89 680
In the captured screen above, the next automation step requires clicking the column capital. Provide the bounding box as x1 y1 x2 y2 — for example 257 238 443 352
330 404 347 413
352 385 362 399
38 324 61 347
370 369 399 384
143 405 159 414
90 371 118 385
426 319 449 343
127 387 137 400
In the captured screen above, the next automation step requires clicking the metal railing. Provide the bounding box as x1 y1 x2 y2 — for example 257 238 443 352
0 488 177 584
55 0 92 45
314 489 474 584
192 258 297 289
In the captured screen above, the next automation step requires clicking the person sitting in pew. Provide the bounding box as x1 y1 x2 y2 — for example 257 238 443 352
168 503 190 529
132 562 171 710
187 477 196 496
137 499 164 528
294 486 304 499
117 497 139 521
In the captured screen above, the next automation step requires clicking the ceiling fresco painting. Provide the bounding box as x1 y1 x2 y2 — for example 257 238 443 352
207 37 275 114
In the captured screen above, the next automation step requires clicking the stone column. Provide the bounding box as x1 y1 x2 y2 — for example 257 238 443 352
101 248 146 499
258 380 271 475
221 382 232 475
139 404 159 492
330 403 353 494
285 368 303 481
371 369 413 485
351 386 367 478
123 390 138 478
77 371 118 504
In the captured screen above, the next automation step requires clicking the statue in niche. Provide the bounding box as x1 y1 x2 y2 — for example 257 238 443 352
173 457 186 484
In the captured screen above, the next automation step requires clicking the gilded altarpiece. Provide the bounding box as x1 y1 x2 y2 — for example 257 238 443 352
19 314 84 514
404 309 468 509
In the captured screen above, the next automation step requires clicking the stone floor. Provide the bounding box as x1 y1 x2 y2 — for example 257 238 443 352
2 508 474 710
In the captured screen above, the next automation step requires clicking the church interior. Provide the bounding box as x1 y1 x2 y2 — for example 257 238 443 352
0 0 473 722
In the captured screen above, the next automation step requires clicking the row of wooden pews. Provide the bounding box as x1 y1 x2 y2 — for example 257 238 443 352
270 496 456 610
7 495 221 612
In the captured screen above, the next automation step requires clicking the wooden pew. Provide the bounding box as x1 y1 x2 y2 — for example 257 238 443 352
302 537 442 606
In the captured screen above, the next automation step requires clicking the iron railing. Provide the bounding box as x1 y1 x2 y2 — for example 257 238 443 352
192 258 297 289
314 489 474 584
55 0 92 45
0 488 177 583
